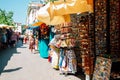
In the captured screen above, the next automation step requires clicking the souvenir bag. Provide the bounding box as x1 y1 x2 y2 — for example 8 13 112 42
66 50 77 73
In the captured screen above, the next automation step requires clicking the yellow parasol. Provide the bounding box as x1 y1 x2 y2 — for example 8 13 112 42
36 3 71 25
47 0 93 19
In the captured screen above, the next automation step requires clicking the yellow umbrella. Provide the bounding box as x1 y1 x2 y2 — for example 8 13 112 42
47 0 93 19
36 3 71 25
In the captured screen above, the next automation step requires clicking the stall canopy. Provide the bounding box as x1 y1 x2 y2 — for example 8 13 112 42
36 3 71 25
0 24 8 28
32 22 44 26
47 0 93 19
36 0 93 25
28 26 39 30
0 24 15 28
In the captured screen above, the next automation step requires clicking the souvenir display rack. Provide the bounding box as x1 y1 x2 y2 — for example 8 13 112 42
94 0 108 56
109 0 120 59
92 57 112 80
94 0 120 59
53 23 78 75
109 0 120 79
71 13 94 75
94 0 120 80
49 0 119 79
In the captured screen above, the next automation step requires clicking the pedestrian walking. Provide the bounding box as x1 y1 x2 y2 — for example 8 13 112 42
35 37 38 50
29 35 35 54
19 33 24 44
10 32 18 47
23 35 28 44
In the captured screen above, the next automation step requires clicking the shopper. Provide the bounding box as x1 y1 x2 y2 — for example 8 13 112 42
10 32 18 47
29 35 35 54
19 33 24 44
23 35 28 44
35 37 38 50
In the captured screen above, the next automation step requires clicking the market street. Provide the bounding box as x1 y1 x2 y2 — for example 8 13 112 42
0 41 84 80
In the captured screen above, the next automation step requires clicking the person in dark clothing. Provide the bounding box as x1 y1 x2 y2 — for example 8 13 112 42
6 28 13 47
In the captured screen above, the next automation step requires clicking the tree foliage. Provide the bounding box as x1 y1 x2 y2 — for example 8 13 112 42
0 9 14 25
45 0 59 3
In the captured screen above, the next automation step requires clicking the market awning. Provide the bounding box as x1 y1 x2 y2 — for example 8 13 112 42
36 3 71 25
32 22 44 26
0 24 8 28
28 26 39 29
0 24 15 28
47 0 93 18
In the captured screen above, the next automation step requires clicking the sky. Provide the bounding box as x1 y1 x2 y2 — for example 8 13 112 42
0 0 44 25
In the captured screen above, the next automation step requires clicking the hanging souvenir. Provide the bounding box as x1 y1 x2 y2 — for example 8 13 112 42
40 23 49 39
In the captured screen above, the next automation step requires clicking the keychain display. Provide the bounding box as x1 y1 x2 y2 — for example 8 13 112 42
109 0 120 58
71 13 94 75
95 0 108 55
109 0 120 79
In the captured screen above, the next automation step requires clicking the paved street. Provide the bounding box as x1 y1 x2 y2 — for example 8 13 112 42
0 41 84 80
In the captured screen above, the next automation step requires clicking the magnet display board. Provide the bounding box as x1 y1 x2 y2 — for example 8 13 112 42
92 57 112 80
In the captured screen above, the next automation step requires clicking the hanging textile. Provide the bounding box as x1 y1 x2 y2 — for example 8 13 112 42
48 34 61 69
50 47 59 69
59 49 77 74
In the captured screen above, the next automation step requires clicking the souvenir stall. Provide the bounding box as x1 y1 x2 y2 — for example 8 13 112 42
48 23 78 74
92 0 120 80
48 12 94 78
45 0 94 79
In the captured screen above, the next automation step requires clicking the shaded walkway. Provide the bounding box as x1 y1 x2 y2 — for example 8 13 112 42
0 40 23 74
0 41 84 80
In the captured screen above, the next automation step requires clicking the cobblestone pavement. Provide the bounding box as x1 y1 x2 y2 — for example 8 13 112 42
0 41 84 80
